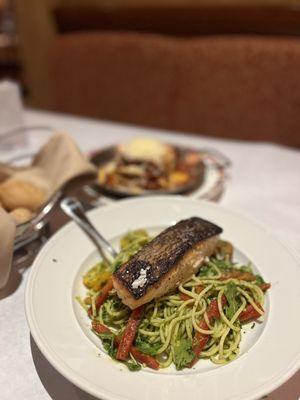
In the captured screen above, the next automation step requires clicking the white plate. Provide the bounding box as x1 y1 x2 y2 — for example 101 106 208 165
25 197 300 400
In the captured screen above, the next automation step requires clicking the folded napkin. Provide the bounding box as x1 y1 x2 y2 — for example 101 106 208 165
0 80 23 135
0 208 16 288
0 132 97 288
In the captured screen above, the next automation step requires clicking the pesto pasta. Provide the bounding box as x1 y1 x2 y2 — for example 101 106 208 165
80 230 269 371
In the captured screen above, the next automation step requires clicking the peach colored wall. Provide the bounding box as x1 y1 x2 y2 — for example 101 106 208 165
14 0 300 109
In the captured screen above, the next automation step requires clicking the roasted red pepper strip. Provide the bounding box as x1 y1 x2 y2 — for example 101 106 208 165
260 283 271 292
190 296 227 365
206 296 226 320
92 321 111 334
114 335 120 346
92 323 158 369
239 303 264 323
116 306 144 361
179 286 204 301
179 293 193 301
195 285 204 294
192 319 211 359
130 347 159 370
219 271 256 282
88 279 113 317
113 335 158 369
95 279 114 310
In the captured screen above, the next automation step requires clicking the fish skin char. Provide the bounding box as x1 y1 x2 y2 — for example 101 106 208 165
113 217 222 307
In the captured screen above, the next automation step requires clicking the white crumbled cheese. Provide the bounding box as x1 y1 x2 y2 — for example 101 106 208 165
204 256 210 264
119 137 171 166
132 267 150 289
192 259 202 271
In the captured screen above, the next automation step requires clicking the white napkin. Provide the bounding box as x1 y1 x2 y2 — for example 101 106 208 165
0 80 24 134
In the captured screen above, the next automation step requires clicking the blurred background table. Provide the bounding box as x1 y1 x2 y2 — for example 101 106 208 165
0 108 299 400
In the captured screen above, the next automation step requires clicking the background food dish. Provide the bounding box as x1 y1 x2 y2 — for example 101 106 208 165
92 141 205 197
25 197 300 400
90 138 230 199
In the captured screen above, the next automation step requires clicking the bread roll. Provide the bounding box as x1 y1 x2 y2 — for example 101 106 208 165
9 208 33 225
0 179 46 211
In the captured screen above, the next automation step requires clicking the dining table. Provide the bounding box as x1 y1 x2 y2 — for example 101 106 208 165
0 108 299 400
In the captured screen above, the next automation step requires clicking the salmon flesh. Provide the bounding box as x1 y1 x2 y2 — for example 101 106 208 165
113 217 222 309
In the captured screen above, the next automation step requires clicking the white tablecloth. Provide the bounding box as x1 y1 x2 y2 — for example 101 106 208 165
1 109 299 400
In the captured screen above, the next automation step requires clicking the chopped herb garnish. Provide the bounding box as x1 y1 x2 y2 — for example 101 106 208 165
123 359 142 371
224 282 239 320
173 338 194 370
135 335 162 356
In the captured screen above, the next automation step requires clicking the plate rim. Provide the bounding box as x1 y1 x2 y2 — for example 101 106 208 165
25 196 300 400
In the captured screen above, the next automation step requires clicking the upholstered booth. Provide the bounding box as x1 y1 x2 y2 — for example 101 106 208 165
50 32 300 147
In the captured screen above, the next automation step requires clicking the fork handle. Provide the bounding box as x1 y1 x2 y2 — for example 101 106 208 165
60 197 117 265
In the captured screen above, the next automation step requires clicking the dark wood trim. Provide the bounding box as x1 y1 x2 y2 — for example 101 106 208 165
54 6 300 36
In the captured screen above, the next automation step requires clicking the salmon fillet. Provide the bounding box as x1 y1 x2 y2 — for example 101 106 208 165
113 217 222 309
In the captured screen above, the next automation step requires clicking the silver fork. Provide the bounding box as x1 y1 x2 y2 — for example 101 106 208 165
60 197 117 265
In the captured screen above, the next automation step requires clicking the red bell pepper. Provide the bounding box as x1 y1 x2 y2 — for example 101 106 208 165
179 285 204 301
219 271 256 282
190 295 227 365
130 347 159 370
239 303 264 323
92 321 111 334
116 306 144 361
88 278 114 317
260 283 271 292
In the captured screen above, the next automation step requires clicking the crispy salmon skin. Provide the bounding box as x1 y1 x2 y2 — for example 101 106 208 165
113 217 222 309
